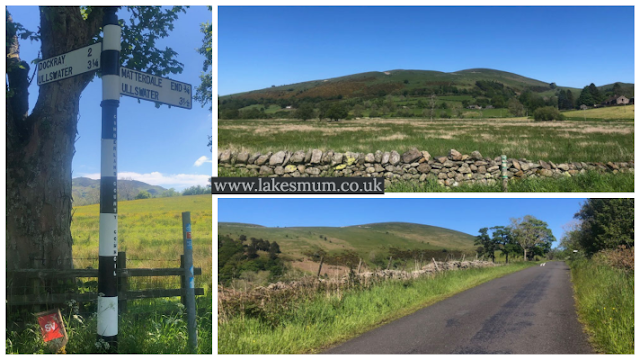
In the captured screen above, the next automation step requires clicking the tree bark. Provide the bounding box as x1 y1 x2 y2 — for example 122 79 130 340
6 7 104 298
523 249 527 261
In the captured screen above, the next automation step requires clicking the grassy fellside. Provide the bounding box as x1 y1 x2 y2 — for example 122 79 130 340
218 262 536 354
570 260 634 354
218 117 634 164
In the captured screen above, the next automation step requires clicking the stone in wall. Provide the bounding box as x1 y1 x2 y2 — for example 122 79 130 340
218 148 634 188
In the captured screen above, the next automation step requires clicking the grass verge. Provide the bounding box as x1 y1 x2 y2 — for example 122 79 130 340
569 259 634 354
218 262 535 354
6 292 213 354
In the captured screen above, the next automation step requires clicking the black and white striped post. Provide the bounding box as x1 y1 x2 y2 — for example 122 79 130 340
98 6 120 348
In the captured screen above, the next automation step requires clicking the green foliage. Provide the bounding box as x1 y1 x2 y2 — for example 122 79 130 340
507 97 524 117
294 104 314 121
194 9 212 111
182 185 210 196
510 215 555 260
573 199 634 256
326 102 348 121
218 235 285 285
474 228 497 262
533 106 565 121
570 259 634 353
135 190 152 199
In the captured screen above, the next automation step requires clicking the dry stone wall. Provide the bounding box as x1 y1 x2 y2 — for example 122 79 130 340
218 148 633 187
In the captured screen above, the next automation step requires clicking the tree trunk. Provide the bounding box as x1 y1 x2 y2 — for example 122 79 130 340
6 7 104 303
505 253 509 264
523 249 527 261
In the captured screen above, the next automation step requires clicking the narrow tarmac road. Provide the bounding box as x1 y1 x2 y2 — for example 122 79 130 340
327 261 592 354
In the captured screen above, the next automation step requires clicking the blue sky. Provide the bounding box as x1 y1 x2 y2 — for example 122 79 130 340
8 6 212 190
218 6 634 95
218 198 586 245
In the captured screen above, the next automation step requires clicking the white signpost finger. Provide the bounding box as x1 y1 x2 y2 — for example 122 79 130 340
37 42 102 85
119 67 192 109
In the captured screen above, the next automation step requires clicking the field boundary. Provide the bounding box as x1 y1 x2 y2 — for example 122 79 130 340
218 148 633 188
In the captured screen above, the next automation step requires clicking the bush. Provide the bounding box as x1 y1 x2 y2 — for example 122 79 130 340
533 106 565 121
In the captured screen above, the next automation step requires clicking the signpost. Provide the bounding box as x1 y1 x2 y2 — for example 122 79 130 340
120 67 192 109
35 6 193 351
37 42 102 85
35 309 68 352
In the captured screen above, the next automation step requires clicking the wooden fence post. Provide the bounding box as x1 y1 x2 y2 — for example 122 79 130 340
182 211 198 353
180 255 186 306
501 155 508 192
117 251 127 314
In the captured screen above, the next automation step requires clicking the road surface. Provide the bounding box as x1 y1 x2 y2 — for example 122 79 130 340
326 261 592 354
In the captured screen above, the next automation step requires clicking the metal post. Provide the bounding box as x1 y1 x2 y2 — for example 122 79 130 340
501 155 508 192
182 212 198 353
98 6 120 348
117 252 127 314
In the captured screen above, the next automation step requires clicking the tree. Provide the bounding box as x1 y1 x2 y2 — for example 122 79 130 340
326 103 348 121
491 226 519 263
612 82 622 96
565 90 574 109
295 103 314 121
194 6 212 111
588 83 603 104
270 241 281 254
510 215 555 261
428 94 437 120
507 98 524 117
135 190 152 199
6 7 186 283
475 228 497 262
576 86 595 108
353 104 364 118
573 198 634 256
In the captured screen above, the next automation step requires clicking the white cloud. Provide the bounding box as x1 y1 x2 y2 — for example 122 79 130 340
81 171 210 190
194 155 212 167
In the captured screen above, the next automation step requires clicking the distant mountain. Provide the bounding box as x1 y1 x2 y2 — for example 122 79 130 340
72 177 167 206
220 68 632 101
218 221 476 259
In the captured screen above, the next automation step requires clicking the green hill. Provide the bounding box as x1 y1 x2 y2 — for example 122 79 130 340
218 221 476 259
72 177 168 206
219 68 633 120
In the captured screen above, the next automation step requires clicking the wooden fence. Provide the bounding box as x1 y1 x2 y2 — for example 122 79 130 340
6 251 204 313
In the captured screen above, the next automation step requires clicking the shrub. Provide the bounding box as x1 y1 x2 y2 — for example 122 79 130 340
533 106 565 121
594 246 634 272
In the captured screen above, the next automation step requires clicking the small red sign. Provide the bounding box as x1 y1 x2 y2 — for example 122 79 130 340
37 312 64 342
186 231 191 239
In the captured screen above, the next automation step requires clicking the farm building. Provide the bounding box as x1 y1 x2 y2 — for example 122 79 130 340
579 104 589 110
466 105 482 110
602 95 630 106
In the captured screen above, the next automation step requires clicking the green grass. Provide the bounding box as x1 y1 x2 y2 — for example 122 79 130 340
570 259 634 354
218 117 634 164
219 221 476 259
71 195 212 290
5 195 214 354
218 262 536 354
6 292 213 354
563 105 634 120
385 171 634 192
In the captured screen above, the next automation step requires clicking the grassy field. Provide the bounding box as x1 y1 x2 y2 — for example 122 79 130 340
218 262 536 354
6 195 213 354
71 195 212 291
218 117 634 164
563 105 634 120
570 259 634 354
218 221 476 259
385 171 634 193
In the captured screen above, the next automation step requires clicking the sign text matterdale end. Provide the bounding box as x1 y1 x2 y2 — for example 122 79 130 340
120 67 192 109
